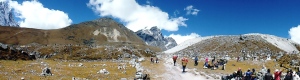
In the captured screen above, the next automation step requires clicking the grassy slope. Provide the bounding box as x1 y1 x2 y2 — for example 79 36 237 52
0 60 136 80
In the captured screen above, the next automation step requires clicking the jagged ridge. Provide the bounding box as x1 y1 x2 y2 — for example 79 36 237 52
136 26 177 51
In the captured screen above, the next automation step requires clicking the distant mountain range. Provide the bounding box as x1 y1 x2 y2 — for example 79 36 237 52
0 1 19 27
136 26 177 51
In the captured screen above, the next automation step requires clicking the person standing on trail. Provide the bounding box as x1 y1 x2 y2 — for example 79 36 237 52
155 57 159 63
237 56 240 62
212 56 215 64
274 69 282 80
194 56 198 66
182 57 188 72
150 57 154 63
173 55 178 66
264 69 273 80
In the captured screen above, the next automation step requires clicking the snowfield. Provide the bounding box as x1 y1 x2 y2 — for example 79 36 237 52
245 33 299 53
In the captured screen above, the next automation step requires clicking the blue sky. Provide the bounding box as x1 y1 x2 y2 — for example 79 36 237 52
7 0 300 44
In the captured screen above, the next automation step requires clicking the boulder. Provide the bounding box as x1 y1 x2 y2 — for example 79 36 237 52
41 67 52 76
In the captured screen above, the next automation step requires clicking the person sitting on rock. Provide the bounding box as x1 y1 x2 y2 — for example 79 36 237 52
264 69 273 80
236 68 243 80
251 68 257 80
245 69 252 80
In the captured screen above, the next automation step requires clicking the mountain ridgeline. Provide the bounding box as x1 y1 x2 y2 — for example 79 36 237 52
136 27 177 51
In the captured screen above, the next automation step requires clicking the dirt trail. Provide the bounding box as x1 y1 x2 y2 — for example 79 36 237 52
142 54 217 80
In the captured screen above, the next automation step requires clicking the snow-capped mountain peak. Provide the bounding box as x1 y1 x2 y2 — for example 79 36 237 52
0 1 19 27
136 26 177 51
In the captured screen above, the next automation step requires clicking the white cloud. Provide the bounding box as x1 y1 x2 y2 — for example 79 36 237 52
169 33 200 44
184 5 199 16
87 0 188 32
289 25 300 44
8 0 72 29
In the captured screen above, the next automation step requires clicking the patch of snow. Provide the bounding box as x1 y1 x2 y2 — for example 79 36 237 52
165 42 172 47
245 33 299 53
164 36 213 54
93 30 100 35
100 28 121 42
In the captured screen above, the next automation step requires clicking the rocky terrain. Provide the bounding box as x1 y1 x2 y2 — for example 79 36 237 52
0 1 19 27
136 26 177 51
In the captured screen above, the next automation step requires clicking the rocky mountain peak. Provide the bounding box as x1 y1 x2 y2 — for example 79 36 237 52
136 26 177 51
0 1 19 27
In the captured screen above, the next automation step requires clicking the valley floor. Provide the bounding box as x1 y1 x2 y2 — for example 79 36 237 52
0 54 281 80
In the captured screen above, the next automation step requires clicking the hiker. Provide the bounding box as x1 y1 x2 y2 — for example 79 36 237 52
251 68 257 80
194 56 198 66
205 57 209 64
214 62 219 69
173 55 178 66
245 69 252 80
264 69 273 80
181 57 188 72
297 68 300 78
236 68 243 80
212 56 215 64
293 71 300 80
155 57 159 63
237 56 240 62
284 69 293 80
150 57 154 63
222 63 226 70
274 69 282 80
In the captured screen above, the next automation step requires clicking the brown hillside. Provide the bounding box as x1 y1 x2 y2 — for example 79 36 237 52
176 35 286 59
0 18 144 45
0 18 161 60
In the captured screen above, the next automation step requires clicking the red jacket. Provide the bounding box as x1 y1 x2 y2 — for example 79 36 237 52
274 71 282 80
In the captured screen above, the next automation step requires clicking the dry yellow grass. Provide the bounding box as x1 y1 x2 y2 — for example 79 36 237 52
0 60 137 80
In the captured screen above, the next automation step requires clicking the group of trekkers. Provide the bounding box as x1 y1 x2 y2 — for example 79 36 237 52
223 67 300 80
172 55 189 72
172 55 227 73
